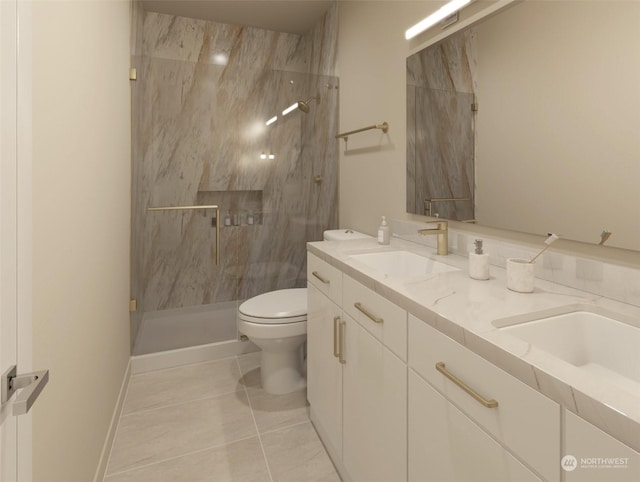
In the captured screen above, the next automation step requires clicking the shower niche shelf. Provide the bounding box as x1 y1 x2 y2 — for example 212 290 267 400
197 190 263 227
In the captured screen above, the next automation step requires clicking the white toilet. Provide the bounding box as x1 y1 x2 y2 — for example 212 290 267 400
238 230 371 395
238 288 308 395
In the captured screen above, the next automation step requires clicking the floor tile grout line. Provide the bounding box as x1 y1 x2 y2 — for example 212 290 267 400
235 355 275 482
103 432 263 479
120 387 246 418
257 418 311 438
129 355 241 378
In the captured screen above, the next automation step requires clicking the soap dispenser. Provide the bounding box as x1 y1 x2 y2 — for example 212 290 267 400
469 239 490 280
378 216 391 245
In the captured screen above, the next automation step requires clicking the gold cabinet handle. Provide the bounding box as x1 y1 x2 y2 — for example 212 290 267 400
354 302 383 324
312 271 330 284
339 320 346 364
435 362 498 408
333 316 340 358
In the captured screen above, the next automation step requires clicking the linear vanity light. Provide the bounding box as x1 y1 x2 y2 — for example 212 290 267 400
405 0 473 40
282 103 299 116
265 115 278 126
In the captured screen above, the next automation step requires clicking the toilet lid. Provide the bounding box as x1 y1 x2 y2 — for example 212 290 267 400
239 288 307 322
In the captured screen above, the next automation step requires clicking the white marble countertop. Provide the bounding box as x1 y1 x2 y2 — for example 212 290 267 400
307 236 640 452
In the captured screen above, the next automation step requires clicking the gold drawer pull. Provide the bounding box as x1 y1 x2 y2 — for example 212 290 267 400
312 271 330 284
435 362 499 409
333 316 340 358
354 302 383 324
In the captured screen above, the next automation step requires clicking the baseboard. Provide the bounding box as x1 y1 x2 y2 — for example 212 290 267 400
131 339 259 374
93 359 131 482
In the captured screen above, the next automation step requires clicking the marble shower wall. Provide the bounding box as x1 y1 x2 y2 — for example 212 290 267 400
131 6 338 317
406 29 476 221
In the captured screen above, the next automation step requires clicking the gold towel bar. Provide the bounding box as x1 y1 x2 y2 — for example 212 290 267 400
147 205 220 266
336 122 389 141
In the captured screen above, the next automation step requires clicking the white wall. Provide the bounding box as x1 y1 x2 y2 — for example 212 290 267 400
31 1 131 480
337 0 426 236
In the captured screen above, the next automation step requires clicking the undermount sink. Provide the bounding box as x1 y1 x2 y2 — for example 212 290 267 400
495 307 640 395
349 250 458 278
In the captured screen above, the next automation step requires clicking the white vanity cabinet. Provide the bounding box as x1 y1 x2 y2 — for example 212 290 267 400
342 284 407 482
308 248 640 482
563 410 640 482
307 254 344 461
307 253 407 482
408 315 561 482
308 252 343 306
343 275 407 361
307 282 343 458
408 370 541 482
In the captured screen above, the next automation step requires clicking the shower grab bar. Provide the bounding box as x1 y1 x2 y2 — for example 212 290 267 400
335 122 389 141
147 205 220 266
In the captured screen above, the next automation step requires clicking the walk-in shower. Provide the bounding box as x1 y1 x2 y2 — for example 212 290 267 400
129 9 338 360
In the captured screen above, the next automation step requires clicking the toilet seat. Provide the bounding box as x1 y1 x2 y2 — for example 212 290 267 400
239 313 307 324
238 288 307 324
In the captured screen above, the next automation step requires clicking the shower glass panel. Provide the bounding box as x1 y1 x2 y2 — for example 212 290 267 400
130 51 338 356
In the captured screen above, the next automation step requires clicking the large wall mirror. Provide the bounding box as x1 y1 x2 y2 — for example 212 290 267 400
406 0 640 251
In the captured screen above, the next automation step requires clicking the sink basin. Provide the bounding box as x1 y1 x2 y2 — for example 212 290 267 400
496 307 640 394
349 250 458 278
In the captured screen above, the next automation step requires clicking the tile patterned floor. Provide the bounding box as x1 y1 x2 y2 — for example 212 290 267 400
104 352 340 482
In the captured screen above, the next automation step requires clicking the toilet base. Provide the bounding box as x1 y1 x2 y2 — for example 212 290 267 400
260 341 306 395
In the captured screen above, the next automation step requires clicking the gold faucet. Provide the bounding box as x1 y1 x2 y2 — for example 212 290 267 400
417 220 448 255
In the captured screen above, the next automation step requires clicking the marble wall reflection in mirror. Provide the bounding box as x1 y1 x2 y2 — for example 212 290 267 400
406 0 640 251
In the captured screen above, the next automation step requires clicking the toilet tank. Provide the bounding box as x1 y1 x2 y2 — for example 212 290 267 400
323 229 372 241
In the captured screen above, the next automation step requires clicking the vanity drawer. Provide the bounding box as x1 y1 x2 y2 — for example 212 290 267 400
408 314 560 482
307 253 342 306
343 275 407 362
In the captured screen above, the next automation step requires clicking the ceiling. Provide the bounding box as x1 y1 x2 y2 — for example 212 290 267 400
141 0 335 35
